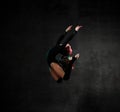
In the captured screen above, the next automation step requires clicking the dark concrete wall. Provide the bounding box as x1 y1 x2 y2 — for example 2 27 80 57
2 0 120 112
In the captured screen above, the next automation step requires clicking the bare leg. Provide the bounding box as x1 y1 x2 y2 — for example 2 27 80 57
49 68 60 81
50 62 65 81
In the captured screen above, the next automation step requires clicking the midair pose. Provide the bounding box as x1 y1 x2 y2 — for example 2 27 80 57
47 25 82 83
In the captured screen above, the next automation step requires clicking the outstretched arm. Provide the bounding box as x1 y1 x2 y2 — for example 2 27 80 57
56 25 73 45
63 25 83 46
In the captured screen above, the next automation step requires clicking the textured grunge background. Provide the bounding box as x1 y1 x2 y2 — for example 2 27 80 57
2 0 120 112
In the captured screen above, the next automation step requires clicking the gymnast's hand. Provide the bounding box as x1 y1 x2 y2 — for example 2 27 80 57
75 53 80 59
75 25 83 32
65 25 73 32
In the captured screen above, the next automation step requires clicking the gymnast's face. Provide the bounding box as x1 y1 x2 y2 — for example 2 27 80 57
65 44 72 55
